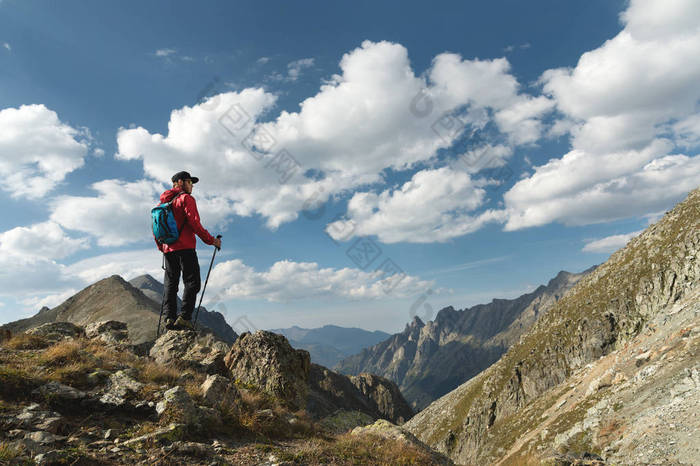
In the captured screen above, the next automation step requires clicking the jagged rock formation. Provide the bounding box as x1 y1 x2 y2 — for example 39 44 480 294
129 274 237 344
1 274 237 345
348 373 414 424
337 269 590 409
0 323 443 464
270 325 391 368
404 188 700 465
224 330 311 411
308 364 413 424
224 330 413 424
150 329 230 375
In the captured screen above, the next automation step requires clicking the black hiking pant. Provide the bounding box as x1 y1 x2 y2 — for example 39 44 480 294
163 249 201 321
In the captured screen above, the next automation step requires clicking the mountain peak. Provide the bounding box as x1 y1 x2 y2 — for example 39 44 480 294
128 274 162 293
405 315 425 331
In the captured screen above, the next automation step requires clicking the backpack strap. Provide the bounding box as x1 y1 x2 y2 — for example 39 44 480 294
169 191 188 232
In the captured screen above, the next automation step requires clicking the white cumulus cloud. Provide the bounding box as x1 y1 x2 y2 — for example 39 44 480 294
0 221 89 260
582 229 644 253
116 40 548 237
50 179 166 246
0 104 89 198
326 167 506 243
208 258 435 302
504 0 700 230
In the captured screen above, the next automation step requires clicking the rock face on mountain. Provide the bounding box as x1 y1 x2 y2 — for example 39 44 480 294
129 274 238 344
404 188 700 465
308 364 413 424
224 330 413 424
337 269 590 409
2 274 237 346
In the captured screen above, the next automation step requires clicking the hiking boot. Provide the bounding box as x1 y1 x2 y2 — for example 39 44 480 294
164 317 176 330
174 316 195 331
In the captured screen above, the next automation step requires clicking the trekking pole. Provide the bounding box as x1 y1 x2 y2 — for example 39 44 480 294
156 253 166 338
193 235 222 327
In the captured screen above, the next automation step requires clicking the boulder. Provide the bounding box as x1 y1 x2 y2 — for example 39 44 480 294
156 386 200 426
85 321 129 345
99 370 145 407
150 330 197 365
201 374 241 409
106 370 143 398
24 430 65 445
12 404 63 434
34 450 72 465
26 322 84 342
149 330 228 375
224 331 310 410
32 382 87 408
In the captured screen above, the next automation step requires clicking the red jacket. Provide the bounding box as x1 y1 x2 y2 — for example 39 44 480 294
155 187 217 253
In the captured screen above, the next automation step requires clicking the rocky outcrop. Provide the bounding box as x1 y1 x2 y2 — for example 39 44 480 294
224 330 311 410
350 420 453 465
307 364 412 423
337 268 590 409
85 321 129 345
222 330 413 424
348 373 413 424
149 329 229 375
405 187 700 465
27 322 84 342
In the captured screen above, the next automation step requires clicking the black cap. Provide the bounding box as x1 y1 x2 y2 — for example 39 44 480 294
171 171 199 184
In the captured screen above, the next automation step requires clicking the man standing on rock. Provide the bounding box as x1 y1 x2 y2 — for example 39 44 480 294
156 171 222 331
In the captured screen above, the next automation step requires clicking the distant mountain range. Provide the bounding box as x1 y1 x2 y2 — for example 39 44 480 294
335 267 594 410
1 274 237 345
269 325 391 368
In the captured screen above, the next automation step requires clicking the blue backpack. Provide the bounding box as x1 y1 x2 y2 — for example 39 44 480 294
152 192 185 245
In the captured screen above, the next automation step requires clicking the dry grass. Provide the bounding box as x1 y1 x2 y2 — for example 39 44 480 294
48 361 95 389
275 433 440 465
0 366 39 400
136 360 180 385
39 340 86 366
2 333 49 350
501 450 545 466
0 442 24 463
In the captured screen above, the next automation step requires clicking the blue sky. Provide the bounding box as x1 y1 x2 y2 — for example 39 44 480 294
1 0 698 333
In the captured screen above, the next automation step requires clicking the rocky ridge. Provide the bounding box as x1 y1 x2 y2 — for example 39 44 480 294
337 268 590 409
404 187 700 464
0 322 445 464
225 330 414 424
